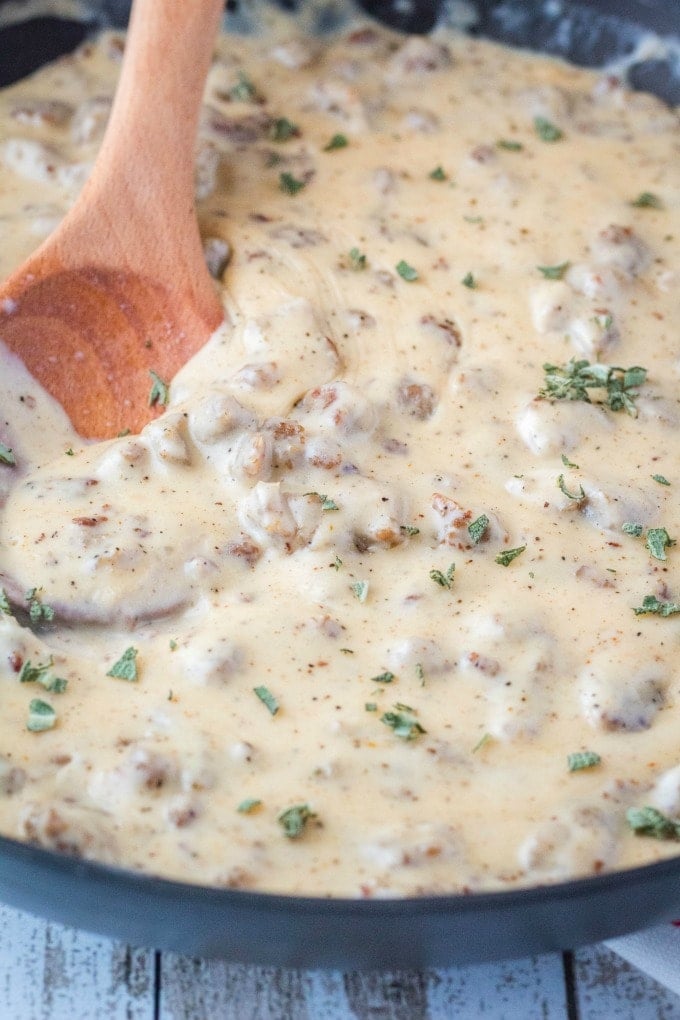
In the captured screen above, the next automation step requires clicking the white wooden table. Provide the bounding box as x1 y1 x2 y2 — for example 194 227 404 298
1 905 680 1018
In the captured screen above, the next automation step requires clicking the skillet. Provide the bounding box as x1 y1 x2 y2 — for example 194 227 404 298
0 0 678 967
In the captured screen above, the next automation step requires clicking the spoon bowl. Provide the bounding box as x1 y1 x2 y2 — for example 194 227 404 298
0 0 225 439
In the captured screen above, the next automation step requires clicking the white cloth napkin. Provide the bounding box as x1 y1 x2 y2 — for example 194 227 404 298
606 924 680 995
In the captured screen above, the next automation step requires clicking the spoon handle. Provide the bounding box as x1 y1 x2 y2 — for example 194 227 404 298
62 0 225 276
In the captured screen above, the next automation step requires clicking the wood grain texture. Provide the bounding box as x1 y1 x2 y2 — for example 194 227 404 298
0 905 155 1020
158 954 568 1019
574 944 680 1019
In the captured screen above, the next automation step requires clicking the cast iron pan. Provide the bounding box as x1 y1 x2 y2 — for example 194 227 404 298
0 0 679 967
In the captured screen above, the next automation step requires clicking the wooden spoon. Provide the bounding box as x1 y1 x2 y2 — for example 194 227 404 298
0 0 225 439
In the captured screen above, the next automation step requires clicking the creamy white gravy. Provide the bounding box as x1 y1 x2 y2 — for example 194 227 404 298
0 18 679 897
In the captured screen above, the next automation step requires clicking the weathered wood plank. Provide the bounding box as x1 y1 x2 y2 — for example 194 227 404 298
159 953 568 1019
0 904 155 1020
574 944 680 1019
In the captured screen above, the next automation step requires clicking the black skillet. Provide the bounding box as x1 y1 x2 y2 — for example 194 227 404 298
0 0 678 967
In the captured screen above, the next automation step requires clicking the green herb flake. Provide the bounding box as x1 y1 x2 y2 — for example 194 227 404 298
0 442 16 466
430 563 455 589
633 595 680 617
627 805 680 840
331 555 343 571
631 192 663 210
472 732 492 753
400 524 420 536
461 271 476 289
537 261 570 280
25 588 54 625
0 589 11 615
539 359 647 417
229 71 257 103
27 698 56 733
497 138 523 151
279 171 306 195
371 671 395 684
534 116 563 142
396 260 418 282
468 514 489 545
324 133 348 151
148 370 169 407
254 685 279 715
339 648 354 655
561 454 579 469
305 491 339 511
365 702 378 712
106 646 138 682
351 580 369 603
348 247 367 270
169 639 178 651
278 803 316 838
557 473 586 503
495 546 526 567
19 658 67 693
237 798 262 814
646 527 675 561
568 750 602 772
270 117 298 142
381 707 426 741
429 165 447 181
622 522 643 537
415 662 425 684
652 474 671 486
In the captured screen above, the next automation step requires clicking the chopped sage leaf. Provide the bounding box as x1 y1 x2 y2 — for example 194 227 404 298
278 804 316 838
646 528 675 561
539 359 647 416
0 589 11 615
652 474 670 486
25 588 54 624
270 117 298 141
27 698 56 733
0 442 15 466
534 116 563 141
622 522 643 537
304 491 339 511
561 454 579 469
568 751 601 772
254 685 279 715
365 702 378 712
371 671 394 684
495 546 526 567
429 165 447 180
106 646 138 681
19 657 67 692
381 707 426 741
631 192 663 210
468 514 489 545
339 648 354 655
461 271 476 289
537 261 570 280
472 732 492 753
230 71 257 102
279 171 305 195
396 260 418 282
497 138 523 151
430 563 455 589
331 555 343 571
627 805 680 840
415 662 425 684
348 247 367 270
400 525 420 536
350 580 369 603
633 595 680 617
237 798 262 814
324 133 348 151
557 474 586 502
148 370 169 407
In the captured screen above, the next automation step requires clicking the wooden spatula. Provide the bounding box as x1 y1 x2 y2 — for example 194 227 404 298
0 0 225 439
